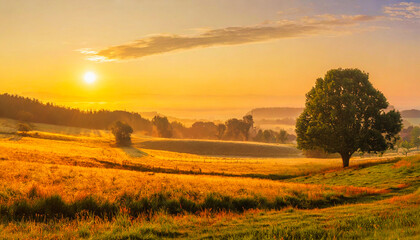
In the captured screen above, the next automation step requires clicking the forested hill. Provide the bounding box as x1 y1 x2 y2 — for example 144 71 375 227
248 107 420 120
401 109 420 118
247 107 304 119
0 94 153 133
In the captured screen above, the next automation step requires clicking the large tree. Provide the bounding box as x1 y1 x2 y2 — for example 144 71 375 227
296 68 402 167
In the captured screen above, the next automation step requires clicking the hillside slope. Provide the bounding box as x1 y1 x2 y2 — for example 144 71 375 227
135 139 302 158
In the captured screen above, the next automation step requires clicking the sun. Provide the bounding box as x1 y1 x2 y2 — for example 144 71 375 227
83 71 97 84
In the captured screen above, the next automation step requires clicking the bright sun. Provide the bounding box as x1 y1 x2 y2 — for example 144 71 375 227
83 71 97 84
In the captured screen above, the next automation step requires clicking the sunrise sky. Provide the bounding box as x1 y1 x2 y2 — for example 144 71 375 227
1 0 419 119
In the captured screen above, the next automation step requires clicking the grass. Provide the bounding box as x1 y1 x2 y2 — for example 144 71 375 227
289 156 420 190
0 187 371 221
0 118 419 239
0 159 386 205
0 129 392 179
1 191 418 239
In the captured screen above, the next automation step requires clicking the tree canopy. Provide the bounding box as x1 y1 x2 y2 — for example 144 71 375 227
296 68 402 167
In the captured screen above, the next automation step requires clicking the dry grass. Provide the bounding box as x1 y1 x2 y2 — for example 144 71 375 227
0 159 385 204
1 118 392 177
393 159 413 169
0 190 418 240
0 133 390 180
0 118 418 239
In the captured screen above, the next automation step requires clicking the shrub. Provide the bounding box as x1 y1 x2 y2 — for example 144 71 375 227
179 197 198 212
111 121 133 146
33 195 69 218
17 122 32 133
11 200 32 219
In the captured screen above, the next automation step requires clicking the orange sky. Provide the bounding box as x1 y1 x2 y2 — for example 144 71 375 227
1 0 419 119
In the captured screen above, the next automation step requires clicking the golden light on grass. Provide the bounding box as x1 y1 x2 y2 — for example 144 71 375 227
83 71 97 84
0 118 418 239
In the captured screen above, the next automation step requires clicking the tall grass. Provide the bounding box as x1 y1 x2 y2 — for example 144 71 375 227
2 195 418 240
213 208 420 240
0 187 375 222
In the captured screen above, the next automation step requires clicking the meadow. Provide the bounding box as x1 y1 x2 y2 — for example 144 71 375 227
0 118 419 239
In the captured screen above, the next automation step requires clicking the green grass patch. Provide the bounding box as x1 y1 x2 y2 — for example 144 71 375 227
289 155 420 191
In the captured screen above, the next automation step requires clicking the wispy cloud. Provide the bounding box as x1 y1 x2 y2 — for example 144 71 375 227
384 2 420 20
81 14 379 62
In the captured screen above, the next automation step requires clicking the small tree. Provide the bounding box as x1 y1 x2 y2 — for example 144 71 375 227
190 121 218 139
410 126 420 150
217 123 226 140
171 121 188 138
263 130 275 143
296 68 402 167
277 129 288 143
400 140 412 156
111 121 133 146
224 115 254 141
152 116 173 138
225 118 246 140
242 115 254 140
17 122 32 133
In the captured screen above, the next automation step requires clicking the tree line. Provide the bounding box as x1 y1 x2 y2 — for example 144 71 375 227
398 126 420 155
0 94 294 144
0 94 152 133
152 115 295 143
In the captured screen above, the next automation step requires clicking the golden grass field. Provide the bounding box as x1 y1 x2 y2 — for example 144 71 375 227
0 118 389 177
0 118 419 239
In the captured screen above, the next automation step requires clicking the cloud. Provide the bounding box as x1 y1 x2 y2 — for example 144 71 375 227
81 14 379 61
384 2 420 20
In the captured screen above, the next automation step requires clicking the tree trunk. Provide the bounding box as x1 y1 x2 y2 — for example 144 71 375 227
340 153 350 168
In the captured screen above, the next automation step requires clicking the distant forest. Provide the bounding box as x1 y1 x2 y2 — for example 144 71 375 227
0 93 153 133
0 94 295 143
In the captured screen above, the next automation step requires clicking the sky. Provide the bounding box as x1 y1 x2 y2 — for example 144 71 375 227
1 0 419 119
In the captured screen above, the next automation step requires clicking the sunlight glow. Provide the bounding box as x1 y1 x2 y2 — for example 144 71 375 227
83 72 97 84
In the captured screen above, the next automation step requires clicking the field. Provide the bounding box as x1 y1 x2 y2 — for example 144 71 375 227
0 118 419 239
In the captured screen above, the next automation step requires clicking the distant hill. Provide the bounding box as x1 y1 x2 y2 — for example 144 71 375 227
247 107 304 119
401 109 420 118
0 93 153 133
248 107 420 120
138 112 158 119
